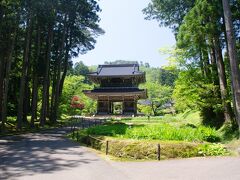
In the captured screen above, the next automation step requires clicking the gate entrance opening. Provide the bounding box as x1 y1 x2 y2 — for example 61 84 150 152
113 102 123 115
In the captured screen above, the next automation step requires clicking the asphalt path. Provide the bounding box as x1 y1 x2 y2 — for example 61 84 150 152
0 128 240 180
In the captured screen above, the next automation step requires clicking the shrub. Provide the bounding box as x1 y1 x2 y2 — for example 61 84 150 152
120 124 220 142
197 143 230 156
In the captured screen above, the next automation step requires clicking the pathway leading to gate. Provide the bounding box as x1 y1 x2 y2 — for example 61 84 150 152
1 127 240 180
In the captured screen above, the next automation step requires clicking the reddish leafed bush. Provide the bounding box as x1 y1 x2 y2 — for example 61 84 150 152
70 95 85 110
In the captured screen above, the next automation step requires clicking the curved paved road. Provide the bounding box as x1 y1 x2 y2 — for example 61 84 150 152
0 128 239 180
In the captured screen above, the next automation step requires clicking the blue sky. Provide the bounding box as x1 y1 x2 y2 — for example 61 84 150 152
74 0 176 68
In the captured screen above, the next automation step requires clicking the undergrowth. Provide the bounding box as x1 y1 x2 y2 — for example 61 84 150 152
70 132 230 160
86 123 221 142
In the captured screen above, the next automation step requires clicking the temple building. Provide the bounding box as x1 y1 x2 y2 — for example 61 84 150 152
83 64 147 115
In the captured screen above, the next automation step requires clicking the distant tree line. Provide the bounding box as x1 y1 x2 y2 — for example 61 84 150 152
102 60 177 87
0 0 103 131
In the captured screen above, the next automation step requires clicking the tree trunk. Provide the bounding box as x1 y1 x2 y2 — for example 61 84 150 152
202 48 211 79
223 15 238 124
23 20 34 124
59 27 71 97
50 59 61 123
222 0 240 129
17 10 32 129
213 37 233 122
210 46 219 86
46 79 50 119
31 74 38 127
0 8 6 125
151 103 157 116
59 52 68 97
50 57 57 120
40 23 53 126
30 24 41 127
199 49 205 77
0 59 3 124
51 22 66 123
23 81 31 123
1 28 17 130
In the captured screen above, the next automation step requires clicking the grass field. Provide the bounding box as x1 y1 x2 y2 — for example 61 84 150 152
86 111 221 142
86 123 221 142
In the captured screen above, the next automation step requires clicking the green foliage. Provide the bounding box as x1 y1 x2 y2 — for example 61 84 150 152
86 123 129 136
143 0 195 33
70 112 231 160
218 122 240 141
197 143 230 156
175 110 201 125
173 67 225 128
173 69 203 111
69 61 90 77
140 65 178 87
123 124 221 142
0 0 104 129
141 66 160 83
73 130 229 160
173 0 233 128
140 82 173 115
138 104 152 115
158 47 226 128
119 111 201 128
60 75 96 116
85 122 221 143
143 0 240 130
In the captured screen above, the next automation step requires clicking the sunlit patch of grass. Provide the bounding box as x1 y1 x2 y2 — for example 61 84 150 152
85 122 221 143
119 110 201 127
86 122 129 136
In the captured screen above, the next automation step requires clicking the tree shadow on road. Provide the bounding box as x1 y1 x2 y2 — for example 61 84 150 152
0 128 99 180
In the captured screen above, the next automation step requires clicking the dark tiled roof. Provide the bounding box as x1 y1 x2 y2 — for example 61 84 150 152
83 87 148 99
89 64 143 76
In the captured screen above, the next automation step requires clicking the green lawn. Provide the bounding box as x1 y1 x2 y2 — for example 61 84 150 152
119 110 201 126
